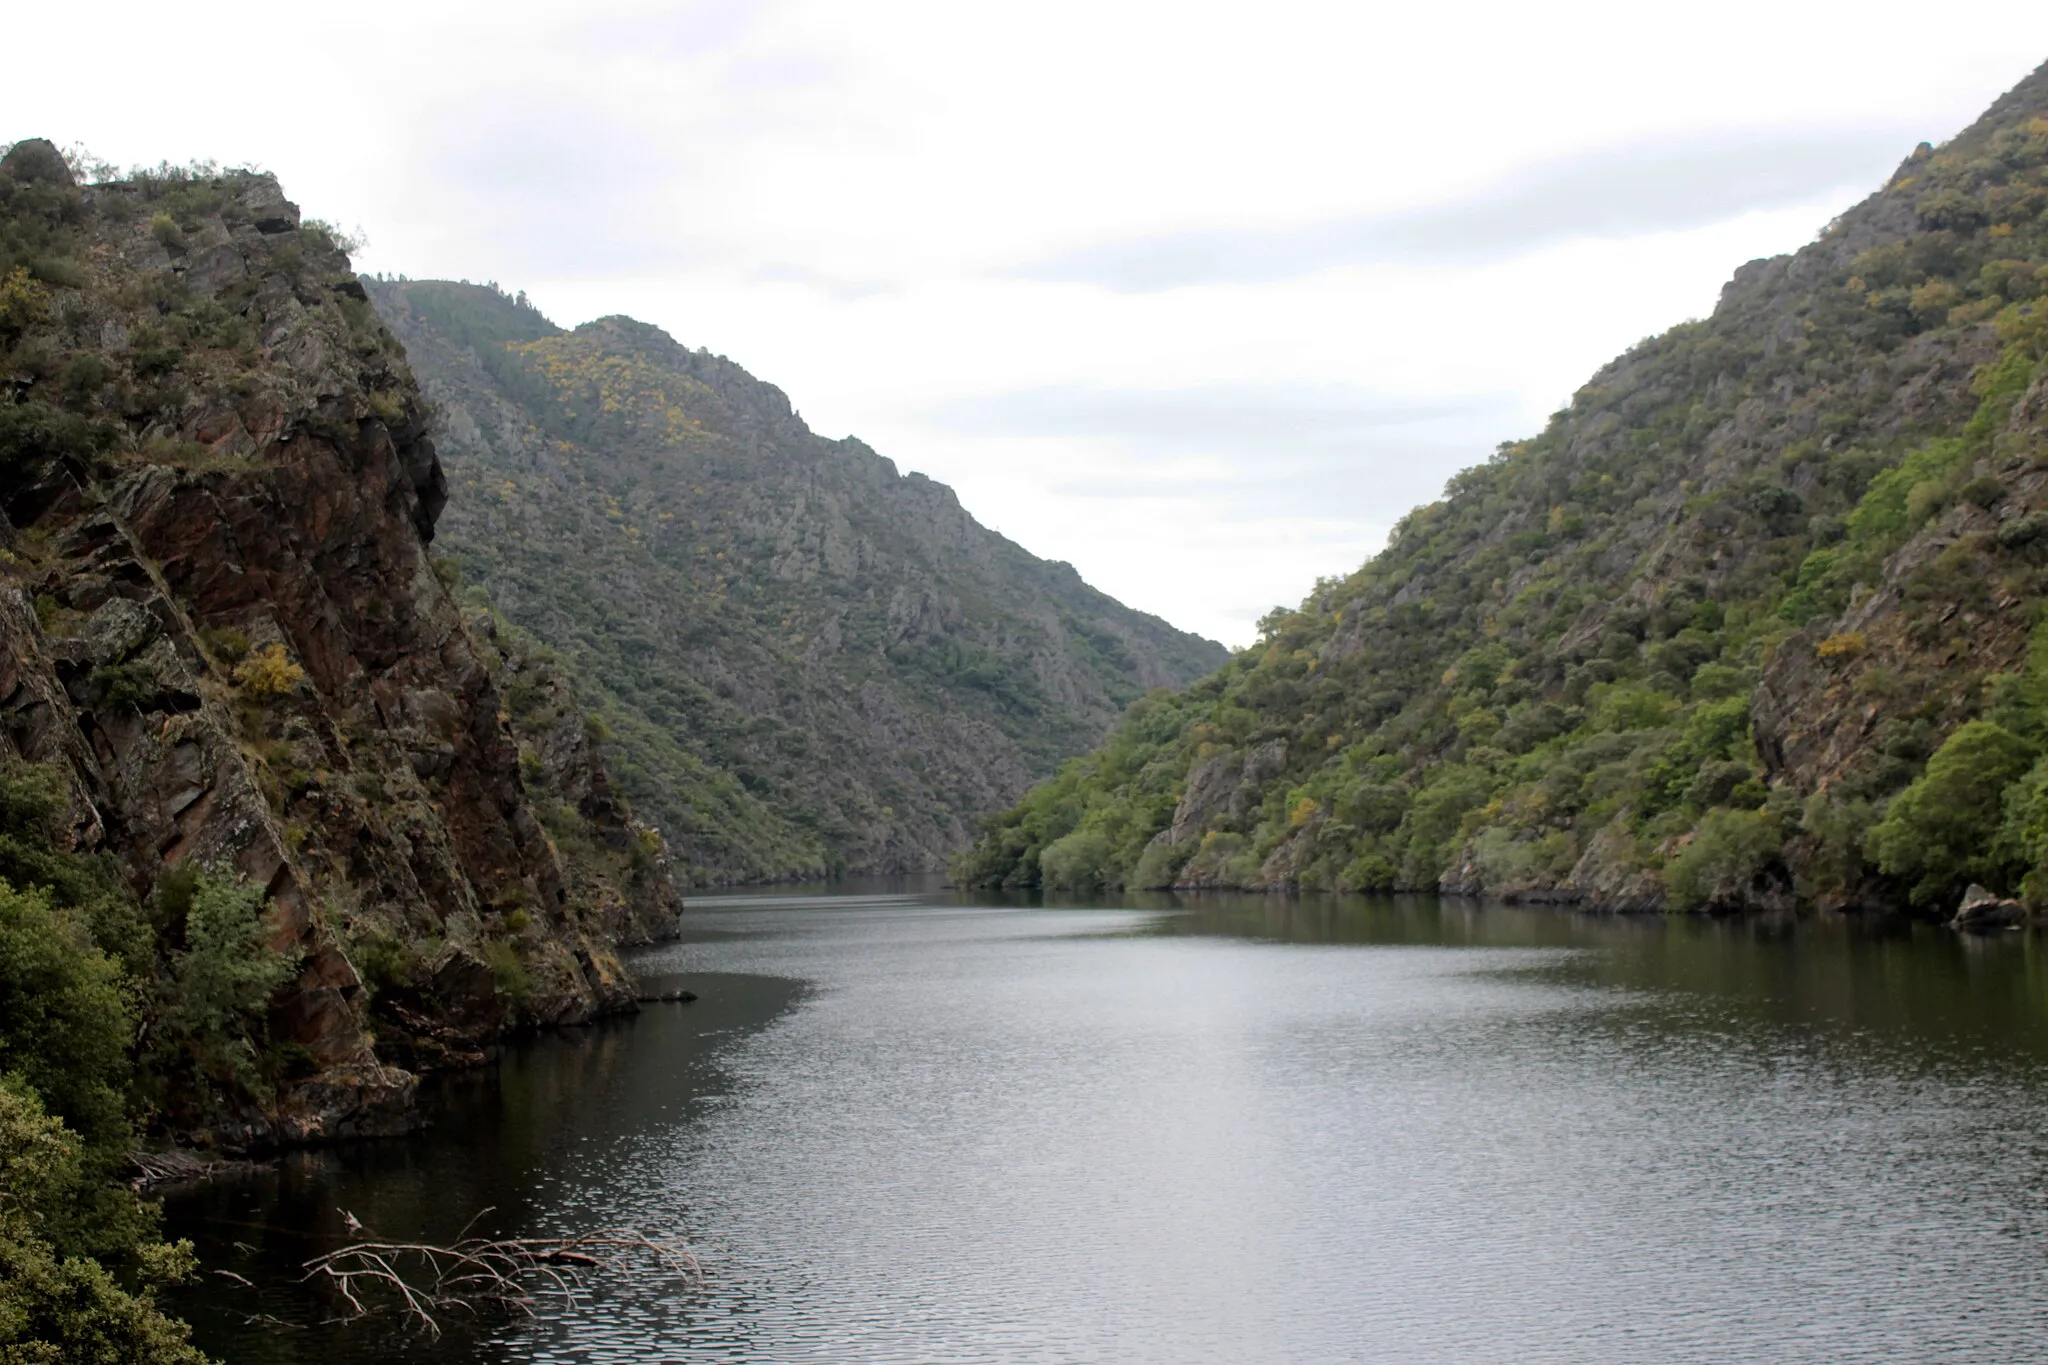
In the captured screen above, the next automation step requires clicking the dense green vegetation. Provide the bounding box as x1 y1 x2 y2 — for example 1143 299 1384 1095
0 760 220 1363
960 73 2048 914
372 279 1227 882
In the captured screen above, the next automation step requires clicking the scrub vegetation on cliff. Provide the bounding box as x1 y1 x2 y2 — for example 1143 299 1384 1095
959 63 2048 916
0 140 680 1360
367 279 1229 882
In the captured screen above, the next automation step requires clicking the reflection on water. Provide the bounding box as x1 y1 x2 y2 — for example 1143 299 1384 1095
1143 892 2048 1058
164 973 806 1363
167 891 2048 1364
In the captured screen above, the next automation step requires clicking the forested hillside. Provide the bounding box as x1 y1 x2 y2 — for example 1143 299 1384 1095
368 280 1227 882
961 61 2048 915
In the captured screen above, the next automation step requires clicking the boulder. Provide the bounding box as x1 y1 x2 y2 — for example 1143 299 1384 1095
1952 884 2028 931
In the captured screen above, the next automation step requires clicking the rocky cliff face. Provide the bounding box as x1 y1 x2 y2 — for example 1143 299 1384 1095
364 281 1229 882
0 142 680 1144
959 62 2048 916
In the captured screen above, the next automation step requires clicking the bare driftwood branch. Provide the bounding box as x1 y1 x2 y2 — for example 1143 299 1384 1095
301 1209 700 1337
129 1149 264 1187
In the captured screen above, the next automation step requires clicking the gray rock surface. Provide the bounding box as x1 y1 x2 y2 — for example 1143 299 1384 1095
1952 884 2028 930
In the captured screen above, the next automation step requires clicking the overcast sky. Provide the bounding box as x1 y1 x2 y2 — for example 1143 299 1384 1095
8 3 2048 644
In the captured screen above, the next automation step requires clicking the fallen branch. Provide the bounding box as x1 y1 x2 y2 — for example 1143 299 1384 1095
301 1210 699 1337
129 1149 265 1188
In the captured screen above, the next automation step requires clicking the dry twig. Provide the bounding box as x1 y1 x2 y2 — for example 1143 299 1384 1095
301 1209 699 1337
129 1149 248 1186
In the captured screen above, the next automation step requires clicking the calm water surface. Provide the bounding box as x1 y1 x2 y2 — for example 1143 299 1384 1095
167 889 2048 1363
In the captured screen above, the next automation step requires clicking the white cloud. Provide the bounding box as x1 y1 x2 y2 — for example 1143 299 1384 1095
1006 125 1924 291
7 1 2048 644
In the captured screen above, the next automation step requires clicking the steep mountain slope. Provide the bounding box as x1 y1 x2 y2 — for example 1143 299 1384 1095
960 61 2048 916
0 140 681 1156
367 280 1228 882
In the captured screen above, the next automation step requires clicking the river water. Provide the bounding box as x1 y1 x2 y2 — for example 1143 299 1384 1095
166 888 2048 1363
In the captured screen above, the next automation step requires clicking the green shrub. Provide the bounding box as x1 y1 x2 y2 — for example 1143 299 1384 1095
30 595 62 635
1666 808 1785 911
1468 827 1578 890
1688 663 1750 701
0 760 146 969
0 880 131 1159
1959 474 2006 508
149 863 200 937
1590 684 1675 733
0 1081 210 1365
1800 792 1875 900
1130 838 1186 889
0 400 116 480
1639 697 1752 817
1995 756 2048 904
1039 828 1112 890
345 924 424 1000
90 660 164 713
481 939 532 1006
0 265 50 338
154 872 302 1100
1335 778 1410 833
1179 831 1247 883
1403 765 1495 849
1869 720 2036 905
1340 846 1398 890
1684 759 1763 811
196 625 249 665
1778 546 1848 624
1847 438 1970 546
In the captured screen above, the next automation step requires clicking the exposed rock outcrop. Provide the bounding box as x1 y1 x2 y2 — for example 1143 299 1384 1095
0 142 680 1144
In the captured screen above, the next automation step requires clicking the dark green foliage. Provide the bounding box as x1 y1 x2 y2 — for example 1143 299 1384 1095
89 661 165 713
0 1081 210 1365
193 626 248 665
0 761 147 973
0 400 118 481
150 873 302 1105
1869 720 2036 904
0 880 132 1168
1666 808 1787 911
343 922 426 1001
0 140 88 287
480 939 533 1006
0 752 213 1360
1038 828 1113 890
374 277 561 402
1639 698 1752 820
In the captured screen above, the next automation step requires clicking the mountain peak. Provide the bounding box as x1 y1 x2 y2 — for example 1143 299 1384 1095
370 277 1228 881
